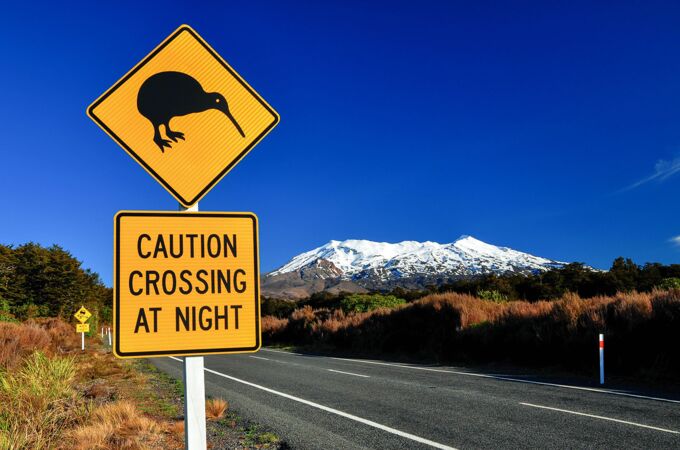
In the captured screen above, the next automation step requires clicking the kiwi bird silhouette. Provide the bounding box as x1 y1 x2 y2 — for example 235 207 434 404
137 71 245 152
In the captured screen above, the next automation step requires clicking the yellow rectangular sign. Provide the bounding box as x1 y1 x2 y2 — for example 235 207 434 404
76 323 90 333
88 25 279 207
114 211 260 358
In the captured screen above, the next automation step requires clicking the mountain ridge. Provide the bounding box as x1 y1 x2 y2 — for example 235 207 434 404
262 236 565 299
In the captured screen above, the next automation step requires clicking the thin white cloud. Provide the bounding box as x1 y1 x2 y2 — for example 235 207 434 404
671 236 680 247
623 156 680 191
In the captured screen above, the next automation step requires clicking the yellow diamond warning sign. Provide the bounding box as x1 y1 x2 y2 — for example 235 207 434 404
113 211 260 358
88 25 279 207
74 306 92 324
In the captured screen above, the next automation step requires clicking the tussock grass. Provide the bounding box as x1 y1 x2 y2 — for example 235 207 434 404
263 289 680 379
0 318 179 449
32 318 80 353
0 352 84 449
0 322 51 369
206 398 228 420
69 401 162 450
261 316 289 341
0 318 79 370
167 420 184 439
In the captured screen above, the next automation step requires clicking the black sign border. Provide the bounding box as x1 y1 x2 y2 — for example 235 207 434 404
88 25 279 207
114 211 260 357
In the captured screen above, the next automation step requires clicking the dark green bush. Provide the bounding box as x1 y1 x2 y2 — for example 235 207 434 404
340 294 406 313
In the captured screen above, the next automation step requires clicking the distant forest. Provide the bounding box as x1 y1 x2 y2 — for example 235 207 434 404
262 257 680 317
0 243 111 324
432 257 680 301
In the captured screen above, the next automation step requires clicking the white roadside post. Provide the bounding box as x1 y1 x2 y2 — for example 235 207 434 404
599 333 605 385
180 202 207 450
108 327 112 346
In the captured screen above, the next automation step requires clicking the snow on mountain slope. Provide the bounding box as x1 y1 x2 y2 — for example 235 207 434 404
268 235 563 281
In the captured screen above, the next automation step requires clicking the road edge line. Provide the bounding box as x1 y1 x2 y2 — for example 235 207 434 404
169 356 456 450
316 354 680 405
328 369 370 378
519 402 680 434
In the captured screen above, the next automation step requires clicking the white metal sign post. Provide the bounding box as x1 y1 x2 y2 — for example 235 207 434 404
88 24 275 450
180 202 207 449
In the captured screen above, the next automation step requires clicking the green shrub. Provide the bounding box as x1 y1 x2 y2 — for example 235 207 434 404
261 297 296 318
13 303 50 321
476 289 508 303
0 299 16 323
340 294 406 313
657 278 680 290
100 305 112 324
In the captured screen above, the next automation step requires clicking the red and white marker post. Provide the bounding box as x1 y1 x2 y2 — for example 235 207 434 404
599 333 605 385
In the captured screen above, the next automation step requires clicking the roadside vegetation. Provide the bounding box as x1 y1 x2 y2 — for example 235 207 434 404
0 318 283 449
262 289 680 381
0 318 179 449
0 241 286 449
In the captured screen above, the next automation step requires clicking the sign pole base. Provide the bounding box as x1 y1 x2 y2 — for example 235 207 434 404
180 201 207 449
183 356 207 449
81 331 85 351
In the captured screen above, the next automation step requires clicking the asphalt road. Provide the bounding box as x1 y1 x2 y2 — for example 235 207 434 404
150 349 680 449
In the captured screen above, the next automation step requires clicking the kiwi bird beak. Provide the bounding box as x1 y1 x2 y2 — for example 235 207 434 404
223 109 245 138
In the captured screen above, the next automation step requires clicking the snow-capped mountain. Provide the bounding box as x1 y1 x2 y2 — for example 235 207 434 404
262 236 564 299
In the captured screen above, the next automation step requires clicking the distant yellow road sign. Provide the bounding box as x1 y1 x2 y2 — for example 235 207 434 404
113 211 260 358
74 306 92 324
88 25 279 207
76 323 90 333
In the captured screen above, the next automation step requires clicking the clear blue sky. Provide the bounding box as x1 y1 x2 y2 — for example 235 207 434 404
2 1 679 286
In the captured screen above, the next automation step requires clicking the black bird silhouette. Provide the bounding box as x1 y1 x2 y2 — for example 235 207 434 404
137 71 245 152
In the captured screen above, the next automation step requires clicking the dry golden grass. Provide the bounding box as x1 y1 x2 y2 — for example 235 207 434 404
265 290 680 338
0 352 85 449
261 315 288 339
205 398 228 420
85 381 115 400
0 318 81 370
0 322 52 369
69 401 163 450
32 317 80 352
262 289 680 377
0 317 186 450
167 420 184 438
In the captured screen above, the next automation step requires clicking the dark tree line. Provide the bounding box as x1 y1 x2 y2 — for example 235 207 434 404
0 243 112 322
432 257 680 302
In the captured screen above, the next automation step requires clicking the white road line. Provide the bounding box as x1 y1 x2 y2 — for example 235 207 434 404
249 356 270 361
169 356 456 450
327 369 370 378
320 355 680 405
520 402 680 434
262 348 305 356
